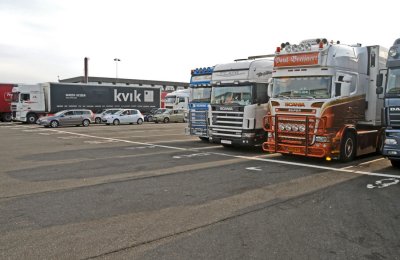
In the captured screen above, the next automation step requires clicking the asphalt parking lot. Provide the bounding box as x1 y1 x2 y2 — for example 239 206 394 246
0 121 399 259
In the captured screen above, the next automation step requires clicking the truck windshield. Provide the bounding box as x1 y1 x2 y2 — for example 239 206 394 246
165 95 176 103
386 68 400 95
211 85 252 105
273 76 332 99
190 87 211 103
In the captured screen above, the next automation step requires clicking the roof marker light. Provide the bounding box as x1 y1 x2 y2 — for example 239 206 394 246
319 41 324 49
276 47 281 53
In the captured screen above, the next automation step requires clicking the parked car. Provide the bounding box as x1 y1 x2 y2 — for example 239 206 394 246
104 109 144 125
36 109 94 128
144 108 169 122
153 109 186 123
94 109 122 124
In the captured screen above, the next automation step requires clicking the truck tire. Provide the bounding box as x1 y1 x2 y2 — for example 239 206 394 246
340 131 356 162
26 114 37 124
82 119 90 127
95 117 101 124
2 113 12 122
113 119 120 125
50 120 59 128
163 117 169 123
391 160 400 168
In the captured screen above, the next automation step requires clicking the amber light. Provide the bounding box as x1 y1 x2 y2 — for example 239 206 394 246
271 101 280 106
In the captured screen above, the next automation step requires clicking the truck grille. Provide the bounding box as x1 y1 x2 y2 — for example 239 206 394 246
211 107 244 138
188 109 208 136
388 107 400 127
263 114 327 156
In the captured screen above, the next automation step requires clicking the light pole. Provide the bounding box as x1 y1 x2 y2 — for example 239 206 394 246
114 58 121 83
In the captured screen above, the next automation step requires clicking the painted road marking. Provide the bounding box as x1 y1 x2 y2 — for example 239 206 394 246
125 146 156 150
131 134 184 138
57 136 84 140
367 178 399 189
46 129 187 151
43 129 399 179
246 167 262 171
173 153 211 159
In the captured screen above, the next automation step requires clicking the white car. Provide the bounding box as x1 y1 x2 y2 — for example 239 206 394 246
94 109 122 124
104 109 144 125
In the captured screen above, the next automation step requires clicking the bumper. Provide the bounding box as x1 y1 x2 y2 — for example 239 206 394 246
36 120 50 126
185 127 208 137
210 129 266 147
382 145 400 160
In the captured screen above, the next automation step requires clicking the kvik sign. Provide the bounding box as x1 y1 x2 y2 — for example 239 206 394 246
274 52 319 67
114 89 142 102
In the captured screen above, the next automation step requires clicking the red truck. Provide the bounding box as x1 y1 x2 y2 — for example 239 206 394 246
0 84 13 122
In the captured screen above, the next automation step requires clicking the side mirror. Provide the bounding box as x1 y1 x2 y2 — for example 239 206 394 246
376 73 383 87
376 86 383 94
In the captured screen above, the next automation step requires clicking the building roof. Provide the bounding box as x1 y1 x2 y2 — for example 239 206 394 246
60 76 189 87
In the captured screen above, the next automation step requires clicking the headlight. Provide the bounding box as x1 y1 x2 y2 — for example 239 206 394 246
389 47 398 57
385 138 398 145
298 124 306 132
291 44 298 52
305 43 311 51
298 44 305 51
316 136 329 143
279 124 285 131
284 45 291 53
291 124 299 132
285 124 292 131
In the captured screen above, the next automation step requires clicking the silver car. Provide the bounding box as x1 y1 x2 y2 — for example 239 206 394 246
94 109 121 124
37 109 94 128
104 109 144 125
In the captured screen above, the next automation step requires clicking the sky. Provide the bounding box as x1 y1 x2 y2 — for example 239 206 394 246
0 0 398 84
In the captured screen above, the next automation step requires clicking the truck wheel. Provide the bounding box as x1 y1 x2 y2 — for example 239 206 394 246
82 119 90 127
391 160 400 168
2 113 12 122
340 131 356 162
137 118 143 125
50 120 59 128
95 117 101 124
163 117 169 123
27 114 37 124
113 119 120 125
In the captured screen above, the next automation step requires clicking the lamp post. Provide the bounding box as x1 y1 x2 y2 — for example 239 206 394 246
114 58 121 83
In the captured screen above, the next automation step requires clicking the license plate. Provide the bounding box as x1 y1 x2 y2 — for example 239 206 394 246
221 140 232 145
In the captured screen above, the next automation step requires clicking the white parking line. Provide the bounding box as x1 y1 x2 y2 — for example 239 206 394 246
47 129 187 151
211 152 400 179
44 129 398 179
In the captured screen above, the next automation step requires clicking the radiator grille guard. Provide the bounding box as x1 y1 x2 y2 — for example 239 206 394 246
262 114 328 157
